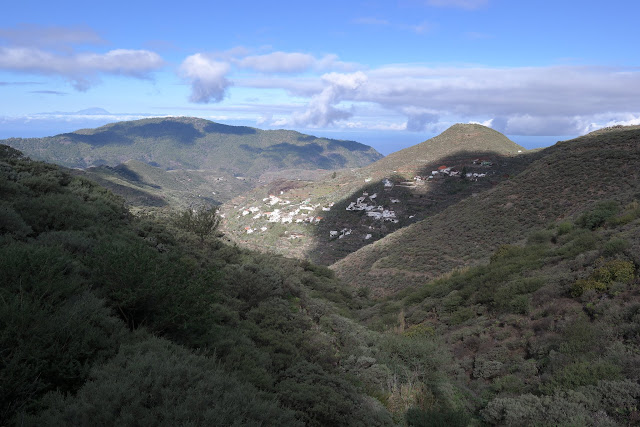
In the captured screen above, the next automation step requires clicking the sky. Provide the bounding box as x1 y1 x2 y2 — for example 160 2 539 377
1 0 639 155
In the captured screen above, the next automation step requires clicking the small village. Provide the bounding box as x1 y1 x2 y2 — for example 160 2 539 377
226 157 498 246
228 194 331 237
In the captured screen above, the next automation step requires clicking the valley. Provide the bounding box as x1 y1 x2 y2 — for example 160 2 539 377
1 120 639 426
220 123 533 265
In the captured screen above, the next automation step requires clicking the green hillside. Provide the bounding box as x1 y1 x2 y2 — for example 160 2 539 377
219 124 530 264
1 117 382 208
77 160 253 211
0 144 395 425
333 125 640 296
1 117 382 174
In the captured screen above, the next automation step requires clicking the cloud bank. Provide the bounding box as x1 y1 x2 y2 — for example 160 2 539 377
0 25 164 91
0 47 164 90
243 64 640 135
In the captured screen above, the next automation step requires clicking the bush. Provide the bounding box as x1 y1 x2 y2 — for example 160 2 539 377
603 238 630 256
405 407 470 427
1 251 126 421
571 259 635 297
23 336 299 426
576 201 619 230
556 221 574 236
544 360 621 391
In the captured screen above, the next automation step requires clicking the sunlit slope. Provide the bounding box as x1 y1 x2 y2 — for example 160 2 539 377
332 125 640 296
220 124 530 263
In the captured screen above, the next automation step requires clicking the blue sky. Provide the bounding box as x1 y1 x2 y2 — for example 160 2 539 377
1 0 639 154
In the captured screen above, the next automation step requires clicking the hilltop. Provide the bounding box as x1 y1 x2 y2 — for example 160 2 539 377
333 125 640 296
1 117 382 206
219 124 529 264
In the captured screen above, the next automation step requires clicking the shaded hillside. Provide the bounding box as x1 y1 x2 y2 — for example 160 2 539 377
219 124 529 264
3 138 639 425
0 144 397 425
1 117 382 174
333 125 640 296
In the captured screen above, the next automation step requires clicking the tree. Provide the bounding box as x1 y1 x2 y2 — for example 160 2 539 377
174 206 220 242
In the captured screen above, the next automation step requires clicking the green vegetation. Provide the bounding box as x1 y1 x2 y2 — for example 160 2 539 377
357 198 640 425
0 146 397 425
3 123 640 426
172 205 221 242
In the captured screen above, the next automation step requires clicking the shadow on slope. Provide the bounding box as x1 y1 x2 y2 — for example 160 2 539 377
127 121 205 144
307 149 541 266
60 130 133 147
331 126 640 297
203 122 257 135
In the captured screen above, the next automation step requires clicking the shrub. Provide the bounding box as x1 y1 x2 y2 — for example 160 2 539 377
603 238 630 256
607 200 640 226
544 360 621 391
571 259 635 297
482 393 591 426
405 407 470 427
556 221 574 236
23 336 299 426
576 200 619 230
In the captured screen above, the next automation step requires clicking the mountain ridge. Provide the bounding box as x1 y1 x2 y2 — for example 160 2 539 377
2 117 383 206
219 124 531 264
332 125 640 296
1 116 382 174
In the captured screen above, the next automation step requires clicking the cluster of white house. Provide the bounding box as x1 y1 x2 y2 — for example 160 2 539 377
413 167 488 182
345 191 399 223
236 194 334 233
236 178 403 240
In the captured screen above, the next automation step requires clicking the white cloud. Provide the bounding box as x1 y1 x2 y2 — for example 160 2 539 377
284 71 368 127
492 115 583 136
179 54 231 103
0 24 163 91
0 47 164 90
357 65 640 134
402 107 439 131
236 64 640 135
469 119 494 127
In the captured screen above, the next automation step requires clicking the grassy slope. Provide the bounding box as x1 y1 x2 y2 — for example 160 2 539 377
333 126 640 296
219 123 529 264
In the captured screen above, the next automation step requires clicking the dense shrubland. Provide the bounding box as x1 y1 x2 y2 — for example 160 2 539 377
0 145 399 425
361 199 640 425
2 141 639 426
